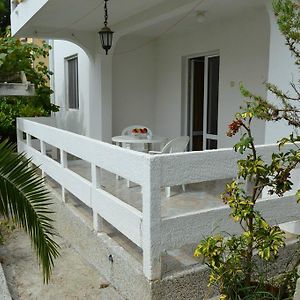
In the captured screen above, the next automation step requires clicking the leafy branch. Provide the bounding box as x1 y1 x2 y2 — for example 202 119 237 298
0 140 60 282
194 1 300 298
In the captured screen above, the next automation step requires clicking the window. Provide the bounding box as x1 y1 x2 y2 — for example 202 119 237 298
66 55 79 109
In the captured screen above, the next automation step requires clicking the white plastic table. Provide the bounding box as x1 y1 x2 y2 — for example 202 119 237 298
112 135 165 152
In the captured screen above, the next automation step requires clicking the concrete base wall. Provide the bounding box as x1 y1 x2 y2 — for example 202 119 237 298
50 191 150 299
49 185 216 299
49 185 299 300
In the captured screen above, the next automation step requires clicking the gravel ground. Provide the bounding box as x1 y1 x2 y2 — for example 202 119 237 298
0 228 124 300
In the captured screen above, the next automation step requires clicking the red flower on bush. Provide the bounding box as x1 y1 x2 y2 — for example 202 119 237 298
227 119 243 137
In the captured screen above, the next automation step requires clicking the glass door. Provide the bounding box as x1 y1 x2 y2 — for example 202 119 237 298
188 54 220 151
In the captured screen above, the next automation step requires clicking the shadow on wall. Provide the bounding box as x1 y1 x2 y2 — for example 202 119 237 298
55 98 87 137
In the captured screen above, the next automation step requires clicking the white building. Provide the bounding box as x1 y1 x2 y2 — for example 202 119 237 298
11 0 298 147
10 0 300 299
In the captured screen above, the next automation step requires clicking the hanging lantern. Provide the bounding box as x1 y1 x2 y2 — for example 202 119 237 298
98 0 114 55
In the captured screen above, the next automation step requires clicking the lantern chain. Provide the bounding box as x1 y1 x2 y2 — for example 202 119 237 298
104 0 108 27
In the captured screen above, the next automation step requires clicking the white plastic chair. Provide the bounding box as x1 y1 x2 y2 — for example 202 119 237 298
150 136 190 197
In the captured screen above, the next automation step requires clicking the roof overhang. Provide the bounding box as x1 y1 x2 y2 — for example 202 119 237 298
11 0 266 42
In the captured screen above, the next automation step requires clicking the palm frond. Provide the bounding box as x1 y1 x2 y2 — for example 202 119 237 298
0 140 60 283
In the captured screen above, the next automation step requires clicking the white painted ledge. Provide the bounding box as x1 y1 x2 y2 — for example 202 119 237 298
0 83 35 96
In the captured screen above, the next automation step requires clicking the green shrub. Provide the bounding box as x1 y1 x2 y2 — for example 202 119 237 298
195 1 300 299
0 30 59 141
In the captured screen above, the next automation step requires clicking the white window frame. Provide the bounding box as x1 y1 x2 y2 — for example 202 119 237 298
65 54 79 110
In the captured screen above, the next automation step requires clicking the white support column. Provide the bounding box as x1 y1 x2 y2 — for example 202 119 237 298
88 52 113 142
87 33 120 142
60 149 68 203
91 163 105 232
87 53 101 140
99 54 113 143
264 2 299 143
142 158 162 280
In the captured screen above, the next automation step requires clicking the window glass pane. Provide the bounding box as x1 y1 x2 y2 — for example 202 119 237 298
67 57 79 109
193 135 203 151
192 57 205 133
207 56 220 135
206 139 218 150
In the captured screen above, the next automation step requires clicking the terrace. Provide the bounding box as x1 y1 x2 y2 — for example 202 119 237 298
17 116 300 282
10 0 300 297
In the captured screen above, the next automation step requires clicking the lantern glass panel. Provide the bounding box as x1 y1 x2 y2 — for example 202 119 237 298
99 26 114 54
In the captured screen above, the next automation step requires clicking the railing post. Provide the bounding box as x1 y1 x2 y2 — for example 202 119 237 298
16 128 23 153
91 163 105 232
60 149 68 203
25 133 33 168
40 141 46 177
142 157 162 280
40 140 46 155
26 133 32 147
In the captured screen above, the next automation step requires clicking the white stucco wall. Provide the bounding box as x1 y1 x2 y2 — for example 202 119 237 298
155 9 269 148
112 8 270 148
112 37 156 136
264 4 300 144
52 40 90 136
14 1 297 150
50 8 272 149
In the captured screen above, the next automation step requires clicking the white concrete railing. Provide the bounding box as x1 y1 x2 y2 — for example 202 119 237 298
17 117 300 281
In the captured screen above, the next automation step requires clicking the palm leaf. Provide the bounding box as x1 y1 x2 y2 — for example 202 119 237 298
0 139 60 283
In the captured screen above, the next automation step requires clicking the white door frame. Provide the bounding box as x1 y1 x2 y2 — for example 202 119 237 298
183 51 220 151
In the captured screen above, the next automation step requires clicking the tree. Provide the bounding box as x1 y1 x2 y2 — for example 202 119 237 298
239 0 300 127
0 0 10 33
0 30 59 142
0 3 60 282
0 140 60 283
194 0 300 299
